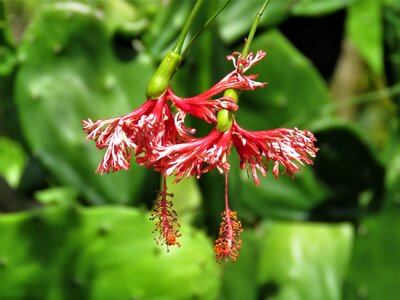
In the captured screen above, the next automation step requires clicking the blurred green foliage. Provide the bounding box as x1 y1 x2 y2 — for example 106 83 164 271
1 0 399 299
0 206 219 299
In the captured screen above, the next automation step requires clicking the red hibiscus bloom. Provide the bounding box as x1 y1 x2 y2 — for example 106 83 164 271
143 120 318 184
82 52 266 175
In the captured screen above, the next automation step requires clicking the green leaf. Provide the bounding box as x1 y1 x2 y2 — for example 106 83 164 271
219 229 261 300
34 186 79 206
206 30 331 220
346 0 384 74
220 221 353 300
385 136 400 204
15 3 157 204
258 221 354 300
98 0 149 36
217 0 291 44
142 0 190 58
0 0 17 75
312 122 385 220
384 0 400 99
238 29 331 130
0 137 27 188
166 175 203 224
240 165 328 220
0 205 220 299
291 0 356 17
344 205 400 299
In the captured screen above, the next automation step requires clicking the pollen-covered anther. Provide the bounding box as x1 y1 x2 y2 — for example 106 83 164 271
150 190 182 251
214 210 243 263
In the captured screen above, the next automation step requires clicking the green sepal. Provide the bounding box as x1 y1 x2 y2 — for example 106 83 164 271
216 88 240 132
145 51 182 99
216 110 234 132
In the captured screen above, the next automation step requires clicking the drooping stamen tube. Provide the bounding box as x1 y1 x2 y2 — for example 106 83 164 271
214 172 243 263
151 175 182 251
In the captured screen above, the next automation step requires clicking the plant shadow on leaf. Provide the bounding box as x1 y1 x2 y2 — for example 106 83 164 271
111 30 139 62
310 124 385 222
258 281 280 299
279 9 345 79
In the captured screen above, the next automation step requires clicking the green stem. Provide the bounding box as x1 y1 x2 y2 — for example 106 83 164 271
241 0 269 58
182 0 232 59
216 0 270 132
172 0 204 54
282 83 400 128
146 0 206 98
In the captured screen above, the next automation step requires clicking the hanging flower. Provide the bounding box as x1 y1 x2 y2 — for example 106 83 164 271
82 52 267 175
135 51 316 183
138 127 233 180
83 45 318 261
82 90 236 174
137 50 318 262
143 120 317 184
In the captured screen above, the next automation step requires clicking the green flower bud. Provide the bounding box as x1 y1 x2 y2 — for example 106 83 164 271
223 88 241 104
216 88 241 132
146 51 182 99
216 110 234 132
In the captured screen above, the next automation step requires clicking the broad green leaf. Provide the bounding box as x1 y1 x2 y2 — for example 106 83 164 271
34 186 79 206
142 0 190 58
384 0 400 102
258 221 354 300
219 229 261 300
165 175 203 224
385 134 400 204
15 3 157 204
0 0 17 75
312 123 385 220
0 206 220 300
344 205 400 299
344 128 400 299
217 0 290 44
346 0 384 74
0 137 27 188
97 0 148 36
291 0 356 16
238 29 331 130
240 166 328 220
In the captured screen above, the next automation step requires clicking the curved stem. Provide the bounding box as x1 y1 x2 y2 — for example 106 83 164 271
172 0 205 54
241 0 269 58
216 0 270 132
182 0 232 59
224 171 230 211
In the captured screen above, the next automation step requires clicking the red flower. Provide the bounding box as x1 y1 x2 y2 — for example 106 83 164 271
83 49 318 261
232 123 318 185
139 128 233 180
82 52 266 175
143 120 318 185
83 91 236 174
82 97 179 174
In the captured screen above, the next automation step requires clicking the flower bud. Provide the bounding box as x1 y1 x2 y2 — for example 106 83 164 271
216 89 240 132
146 51 182 99
216 110 234 132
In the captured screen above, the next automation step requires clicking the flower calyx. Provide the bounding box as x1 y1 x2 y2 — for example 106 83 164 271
146 51 182 99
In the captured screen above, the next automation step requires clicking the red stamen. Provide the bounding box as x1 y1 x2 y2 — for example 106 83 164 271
214 172 243 263
150 176 181 251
